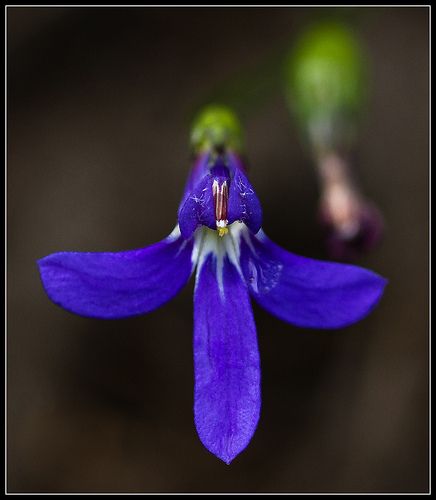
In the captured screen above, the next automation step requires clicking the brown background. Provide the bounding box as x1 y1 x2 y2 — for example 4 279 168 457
7 7 429 493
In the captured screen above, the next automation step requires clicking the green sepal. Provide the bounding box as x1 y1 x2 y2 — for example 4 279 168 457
190 105 243 153
285 22 368 152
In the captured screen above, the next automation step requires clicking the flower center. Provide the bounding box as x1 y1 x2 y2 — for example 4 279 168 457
193 222 247 297
212 179 229 237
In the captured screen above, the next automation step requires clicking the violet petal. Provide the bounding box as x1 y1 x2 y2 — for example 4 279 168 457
37 229 193 319
240 231 387 329
178 174 216 239
227 163 262 235
194 254 261 464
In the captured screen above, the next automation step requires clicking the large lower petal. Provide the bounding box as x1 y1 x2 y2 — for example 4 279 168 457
37 227 194 319
240 230 387 329
194 254 261 464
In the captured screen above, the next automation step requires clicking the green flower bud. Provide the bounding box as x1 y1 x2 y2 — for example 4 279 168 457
285 22 368 152
190 105 243 153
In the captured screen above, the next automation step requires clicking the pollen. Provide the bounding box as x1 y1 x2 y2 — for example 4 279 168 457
218 226 229 237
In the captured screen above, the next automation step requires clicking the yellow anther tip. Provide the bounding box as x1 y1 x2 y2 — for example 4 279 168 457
218 227 229 237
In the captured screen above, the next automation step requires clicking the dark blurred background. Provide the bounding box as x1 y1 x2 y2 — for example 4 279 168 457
7 7 429 493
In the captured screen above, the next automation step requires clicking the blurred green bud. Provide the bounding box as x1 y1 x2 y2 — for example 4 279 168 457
285 22 368 152
190 105 243 153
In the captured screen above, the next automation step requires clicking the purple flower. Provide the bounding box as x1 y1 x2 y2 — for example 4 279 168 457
37 106 386 464
317 152 384 261
285 23 384 261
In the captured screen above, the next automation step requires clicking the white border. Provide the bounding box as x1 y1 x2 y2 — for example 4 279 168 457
4 4 431 495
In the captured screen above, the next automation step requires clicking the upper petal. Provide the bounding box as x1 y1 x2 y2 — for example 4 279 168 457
227 154 262 235
178 173 216 239
194 253 261 464
240 230 387 329
37 227 194 319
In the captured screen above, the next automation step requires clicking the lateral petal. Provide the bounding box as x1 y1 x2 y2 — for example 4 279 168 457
240 231 387 329
37 228 194 319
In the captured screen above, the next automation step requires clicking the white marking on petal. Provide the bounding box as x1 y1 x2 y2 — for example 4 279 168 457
225 224 243 275
166 225 181 242
191 227 205 267
193 222 255 299
254 228 268 242
195 228 225 297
